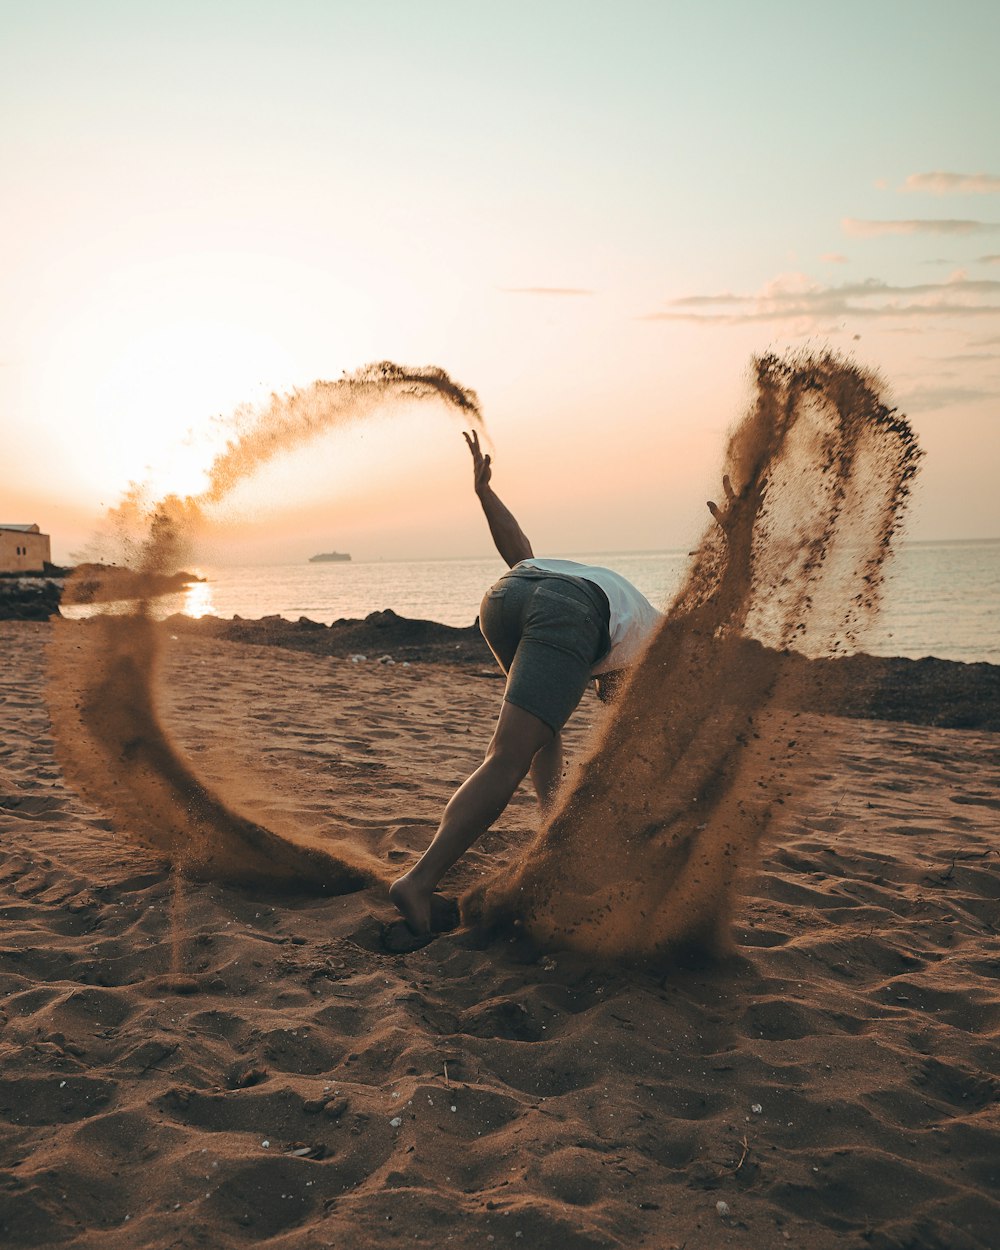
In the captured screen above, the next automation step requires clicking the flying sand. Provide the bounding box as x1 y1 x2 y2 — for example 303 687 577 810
47 351 921 966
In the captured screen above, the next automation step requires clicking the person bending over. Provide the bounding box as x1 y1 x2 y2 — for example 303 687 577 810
388 431 663 938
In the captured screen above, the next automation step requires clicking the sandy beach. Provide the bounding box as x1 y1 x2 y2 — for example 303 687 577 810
1 618 998 1249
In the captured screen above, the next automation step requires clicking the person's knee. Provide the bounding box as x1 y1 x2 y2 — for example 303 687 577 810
484 698 555 775
484 733 537 779
485 726 549 777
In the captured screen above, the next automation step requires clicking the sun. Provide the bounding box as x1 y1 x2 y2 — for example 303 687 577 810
94 318 302 500
31 296 303 508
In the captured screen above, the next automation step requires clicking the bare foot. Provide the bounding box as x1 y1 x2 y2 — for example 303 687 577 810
388 872 433 936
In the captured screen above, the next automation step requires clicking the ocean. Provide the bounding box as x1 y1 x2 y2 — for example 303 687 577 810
63 540 999 666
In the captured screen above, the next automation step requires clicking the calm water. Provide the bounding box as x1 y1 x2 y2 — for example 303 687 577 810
64 541 1000 665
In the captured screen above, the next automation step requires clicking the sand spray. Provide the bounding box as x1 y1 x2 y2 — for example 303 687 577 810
47 349 921 962
47 363 483 891
464 351 921 961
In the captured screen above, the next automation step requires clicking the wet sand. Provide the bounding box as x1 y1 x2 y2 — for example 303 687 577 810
1 619 997 1248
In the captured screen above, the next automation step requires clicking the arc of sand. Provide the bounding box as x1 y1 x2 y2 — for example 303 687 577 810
47 363 484 892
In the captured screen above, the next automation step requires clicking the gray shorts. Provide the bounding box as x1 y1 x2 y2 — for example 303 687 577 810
479 568 611 732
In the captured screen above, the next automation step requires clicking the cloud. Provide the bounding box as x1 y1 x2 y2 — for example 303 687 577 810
843 218 1000 237
820 252 848 264
981 255 1000 265
899 383 999 412
500 287 594 296
901 172 1000 194
641 273 1000 326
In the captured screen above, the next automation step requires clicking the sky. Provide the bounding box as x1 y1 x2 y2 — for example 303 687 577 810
2 0 999 564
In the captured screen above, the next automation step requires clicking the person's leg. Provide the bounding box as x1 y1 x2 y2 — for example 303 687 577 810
389 700 552 935
529 731 563 811
390 575 604 936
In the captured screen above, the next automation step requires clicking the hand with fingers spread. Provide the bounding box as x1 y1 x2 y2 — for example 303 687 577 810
707 474 741 536
464 430 492 497
705 470 770 537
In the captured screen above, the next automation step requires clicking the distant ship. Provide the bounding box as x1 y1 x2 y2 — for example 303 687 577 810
308 551 351 563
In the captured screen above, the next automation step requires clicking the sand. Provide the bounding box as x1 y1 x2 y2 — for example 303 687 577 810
1 618 998 1249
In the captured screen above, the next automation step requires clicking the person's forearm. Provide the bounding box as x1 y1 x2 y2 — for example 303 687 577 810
477 486 533 567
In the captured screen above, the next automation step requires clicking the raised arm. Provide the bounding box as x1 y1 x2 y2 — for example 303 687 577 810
463 430 533 568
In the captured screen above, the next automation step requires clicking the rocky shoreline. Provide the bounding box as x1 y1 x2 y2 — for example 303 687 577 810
0 565 202 620
0 576 63 621
167 612 997 734
4 575 996 733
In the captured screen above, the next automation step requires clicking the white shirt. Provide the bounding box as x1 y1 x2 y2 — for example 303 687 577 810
517 558 662 674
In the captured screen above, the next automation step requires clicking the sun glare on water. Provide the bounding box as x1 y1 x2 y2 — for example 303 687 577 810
181 578 216 619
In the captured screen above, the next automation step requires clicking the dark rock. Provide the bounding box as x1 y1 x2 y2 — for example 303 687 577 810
50 603 996 733
168 608 494 666
0 579 62 621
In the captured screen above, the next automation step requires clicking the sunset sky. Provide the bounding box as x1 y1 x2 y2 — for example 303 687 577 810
3 0 998 564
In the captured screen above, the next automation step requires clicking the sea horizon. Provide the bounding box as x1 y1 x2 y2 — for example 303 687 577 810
168 533 1000 569
61 538 1000 667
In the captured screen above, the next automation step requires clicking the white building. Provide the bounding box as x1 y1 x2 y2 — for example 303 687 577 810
0 524 52 573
